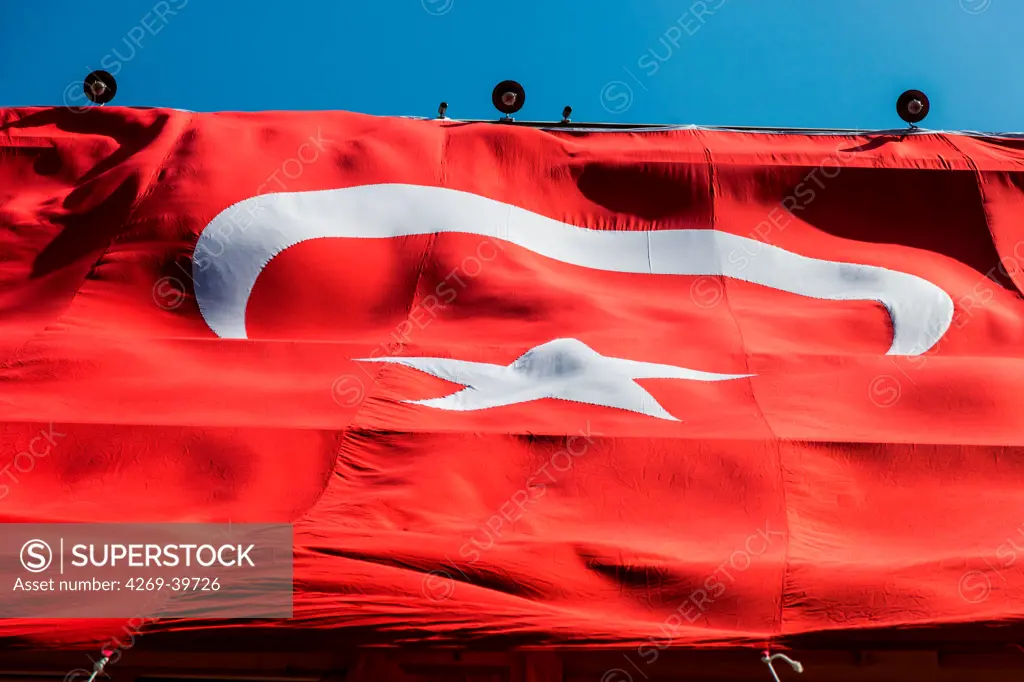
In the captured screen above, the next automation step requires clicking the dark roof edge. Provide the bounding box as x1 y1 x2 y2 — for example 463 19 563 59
406 116 1024 138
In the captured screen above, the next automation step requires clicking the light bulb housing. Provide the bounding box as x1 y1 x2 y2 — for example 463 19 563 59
492 80 526 116
896 89 929 124
83 70 117 104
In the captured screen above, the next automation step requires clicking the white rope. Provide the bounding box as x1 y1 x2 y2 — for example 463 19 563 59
84 650 112 682
761 651 804 682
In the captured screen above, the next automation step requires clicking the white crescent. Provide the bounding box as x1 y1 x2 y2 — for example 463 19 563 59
191 183 953 356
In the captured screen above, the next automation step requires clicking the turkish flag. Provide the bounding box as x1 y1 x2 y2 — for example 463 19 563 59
3 106 1024 650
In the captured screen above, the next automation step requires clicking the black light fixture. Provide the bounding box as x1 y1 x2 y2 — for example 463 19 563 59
83 70 117 105
561 106 572 124
437 101 448 119
896 89 929 126
492 80 525 120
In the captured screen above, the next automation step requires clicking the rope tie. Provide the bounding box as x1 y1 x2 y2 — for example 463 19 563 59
762 651 804 682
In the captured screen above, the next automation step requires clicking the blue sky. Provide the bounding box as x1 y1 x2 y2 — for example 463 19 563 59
1 0 1020 131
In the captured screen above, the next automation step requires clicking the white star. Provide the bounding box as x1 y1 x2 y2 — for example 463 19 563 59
358 338 753 421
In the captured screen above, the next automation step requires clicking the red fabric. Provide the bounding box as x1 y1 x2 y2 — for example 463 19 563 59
3 106 1024 649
